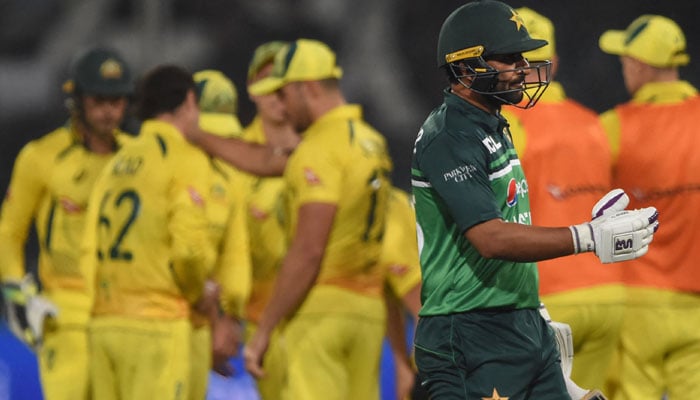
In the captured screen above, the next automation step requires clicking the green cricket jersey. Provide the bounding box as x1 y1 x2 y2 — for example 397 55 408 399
411 90 539 316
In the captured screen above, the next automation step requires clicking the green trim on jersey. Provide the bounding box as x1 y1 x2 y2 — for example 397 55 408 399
411 90 539 316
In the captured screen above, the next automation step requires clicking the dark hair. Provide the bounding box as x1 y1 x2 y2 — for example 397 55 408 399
135 64 196 120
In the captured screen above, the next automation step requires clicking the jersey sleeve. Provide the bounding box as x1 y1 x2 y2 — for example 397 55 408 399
418 129 501 232
285 140 342 206
214 182 252 318
383 189 422 298
168 150 217 304
0 143 47 282
77 169 106 307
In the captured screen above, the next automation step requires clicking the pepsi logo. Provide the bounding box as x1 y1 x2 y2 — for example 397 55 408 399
507 178 518 207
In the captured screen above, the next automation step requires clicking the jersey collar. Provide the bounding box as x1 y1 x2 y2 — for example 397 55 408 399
632 80 698 104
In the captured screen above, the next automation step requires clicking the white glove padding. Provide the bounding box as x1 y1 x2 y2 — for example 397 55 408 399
570 189 659 263
550 321 574 378
570 207 659 263
2 275 58 350
591 188 629 219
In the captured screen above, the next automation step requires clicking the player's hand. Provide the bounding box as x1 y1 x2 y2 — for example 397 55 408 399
243 329 270 379
569 189 659 263
1 275 58 350
211 315 243 377
394 354 416 400
194 280 220 320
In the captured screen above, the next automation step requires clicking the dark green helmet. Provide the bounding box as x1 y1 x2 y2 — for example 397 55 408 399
436 1 551 108
437 0 546 67
66 47 132 96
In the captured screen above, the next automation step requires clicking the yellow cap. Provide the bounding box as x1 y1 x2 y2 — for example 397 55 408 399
247 41 289 82
516 7 555 61
194 69 242 137
248 39 343 96
599 15 690 68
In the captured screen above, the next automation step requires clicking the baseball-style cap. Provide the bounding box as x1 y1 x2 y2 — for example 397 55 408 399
194 69 242 137
599 15 690 68
516 7 555 61
248 39 343 96
64 47 132 96
247 41 289 82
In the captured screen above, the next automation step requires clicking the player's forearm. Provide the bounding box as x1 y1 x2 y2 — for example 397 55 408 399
256 243 323 335
385 290 411 364
465 219 574 262
0 231 29 281
193 131 287 177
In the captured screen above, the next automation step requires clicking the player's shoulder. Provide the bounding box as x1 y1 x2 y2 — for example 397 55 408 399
28 124 73 148
418 106 485 154
17 125 74 161
114 129 137 146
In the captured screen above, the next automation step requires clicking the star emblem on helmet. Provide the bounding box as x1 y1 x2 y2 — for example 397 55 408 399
482 388 509 400
509 10 524 31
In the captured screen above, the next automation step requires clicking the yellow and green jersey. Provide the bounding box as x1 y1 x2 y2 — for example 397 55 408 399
284 104 393 303
238 116 288 324
202 158 252 320
0 121 131 325
83 120 216 319
382 187 421 300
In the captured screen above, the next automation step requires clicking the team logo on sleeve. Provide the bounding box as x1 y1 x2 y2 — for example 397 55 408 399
506 178 518 207
249 205 269 220
387 264 409 276
303 167 322 186
187 186 205 207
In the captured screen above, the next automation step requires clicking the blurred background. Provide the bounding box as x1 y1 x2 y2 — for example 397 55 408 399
0 0 698 254
0 1 697 398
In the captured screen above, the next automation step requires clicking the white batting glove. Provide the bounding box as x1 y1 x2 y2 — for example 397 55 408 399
590 188 629 219
569 189 659 263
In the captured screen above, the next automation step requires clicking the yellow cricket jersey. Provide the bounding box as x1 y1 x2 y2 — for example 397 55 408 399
238 116 289 324
83 120 216 319
0 121 131 325
283 104 393 300
382 187 421 299
205 157 252 319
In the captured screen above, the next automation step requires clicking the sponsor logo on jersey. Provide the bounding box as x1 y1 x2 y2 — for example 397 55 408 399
187 186 205 207
303 167 322 186
506 178 518 207
547 184 608 200
507 211 532 225
630 183 700 201
249 205 269 220
482 136 502 154
59 196 84 214
387 264 409 276
443 164 478 183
